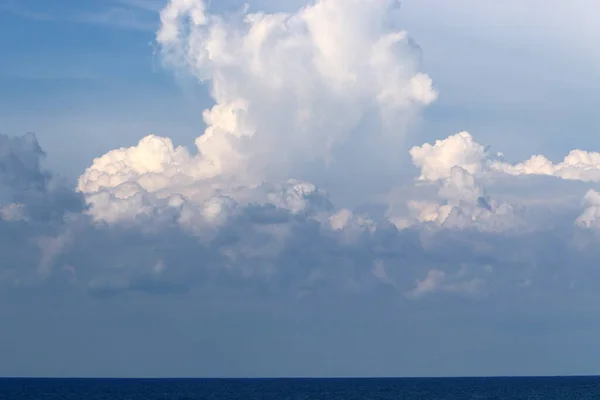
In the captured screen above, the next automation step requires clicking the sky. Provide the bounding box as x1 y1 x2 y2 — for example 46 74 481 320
2 0 600 378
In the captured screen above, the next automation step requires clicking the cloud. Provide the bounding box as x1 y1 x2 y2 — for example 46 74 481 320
576 190 600 229
0 133 84 286
409 131 488 182
494 150 600 182
116 0 166 12
8 0 600 379
411 130 600 185
405 266 490 300
5 0 600 315
154 0 436 182
0 132 48 198
0 0 160 31
59 0 443 297
397 169 516 232
389 132 516 231
3 127 600 316
74 7 158 31
78 0 437 228
0 132 83 220
0 1 56 21
390 130 600 232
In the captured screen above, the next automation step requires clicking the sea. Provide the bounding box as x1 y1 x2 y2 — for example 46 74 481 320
1 376 600 400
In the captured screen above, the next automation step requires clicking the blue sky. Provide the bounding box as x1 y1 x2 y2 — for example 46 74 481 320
0 0 206 178
3 0 600 378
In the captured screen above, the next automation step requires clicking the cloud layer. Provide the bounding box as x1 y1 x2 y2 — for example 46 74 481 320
4 0 600 310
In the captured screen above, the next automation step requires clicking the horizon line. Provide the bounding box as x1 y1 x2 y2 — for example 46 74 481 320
2 374 599 380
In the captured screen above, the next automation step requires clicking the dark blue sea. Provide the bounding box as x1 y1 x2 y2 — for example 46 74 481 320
2 377 600 400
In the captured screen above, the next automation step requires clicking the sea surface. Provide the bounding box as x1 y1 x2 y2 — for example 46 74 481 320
1 376 600 400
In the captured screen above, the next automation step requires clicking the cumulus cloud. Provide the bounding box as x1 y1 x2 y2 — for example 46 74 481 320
495 150 600 182
156 0 434 178
389 132 516 231
77 0 437 232
392 130 600 231
409 131 488 181
408 130 600 185
6 0 600 311
67 0 443 297
2 137 386 297
4 127 600 306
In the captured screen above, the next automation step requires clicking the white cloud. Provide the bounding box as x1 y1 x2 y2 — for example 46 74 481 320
396 131 600 231
494 150 600 182
408 130 600 186
6 0 600 310
409 131 488 182
405 268 488 300
391 132 516 231
78 0 437 231
396 169 516 232
4 127 600 306
576 190 600 229
68 0 443 297
1 0 160 31
154 0 435 179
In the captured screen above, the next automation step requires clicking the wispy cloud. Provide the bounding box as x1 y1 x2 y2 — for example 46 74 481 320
115 0 166 12
0 0 159 31
0 0 55 21
74 7 157 32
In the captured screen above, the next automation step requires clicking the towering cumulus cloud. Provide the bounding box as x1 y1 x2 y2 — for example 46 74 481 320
78 0 437 225
157 0 436 174
63 0 440 296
